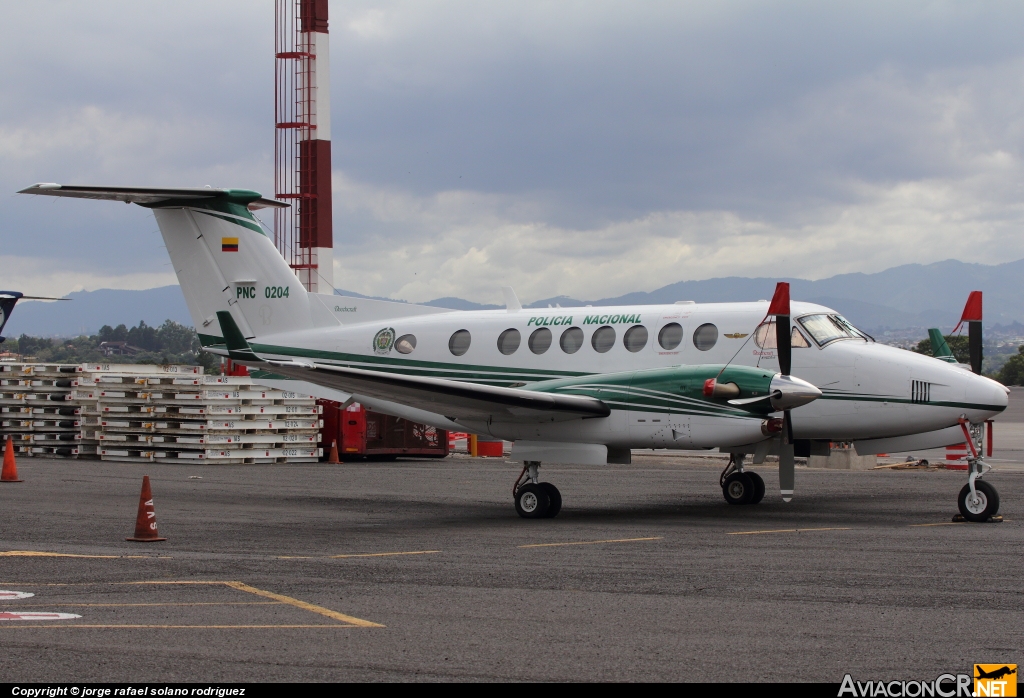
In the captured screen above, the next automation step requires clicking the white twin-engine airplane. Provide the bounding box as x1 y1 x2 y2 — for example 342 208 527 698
20 185 1010 520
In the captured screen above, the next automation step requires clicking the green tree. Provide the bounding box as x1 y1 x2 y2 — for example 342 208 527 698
912 335 970 364
97 324 128 343
157 320 196 354
997 346 1024 386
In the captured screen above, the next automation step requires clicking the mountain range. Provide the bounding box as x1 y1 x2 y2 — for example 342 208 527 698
5 258 1023 338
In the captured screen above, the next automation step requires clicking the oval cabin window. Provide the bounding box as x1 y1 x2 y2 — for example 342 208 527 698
497 328 521 355
529 327 552 354
623 325 648 353
560 327 584 354
395 334 416 354
449 329 471 356
591 326 616 353
658 323 683 350
693 323 718 351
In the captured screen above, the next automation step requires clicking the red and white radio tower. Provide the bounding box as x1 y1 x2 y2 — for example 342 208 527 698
274 0 333 293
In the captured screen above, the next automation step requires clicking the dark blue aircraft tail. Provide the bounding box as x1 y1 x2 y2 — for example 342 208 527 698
0 291 70 343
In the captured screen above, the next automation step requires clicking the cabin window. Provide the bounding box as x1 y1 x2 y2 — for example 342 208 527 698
395 334 417 354
623 325 648 353
591 326 616 353
497 328 521 355
529 327 552 354
449 329 471 356
560 327 584 354
658 322 683 350
693 323 718 351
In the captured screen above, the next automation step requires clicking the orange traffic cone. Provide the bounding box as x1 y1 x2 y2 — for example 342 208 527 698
328 440 341 464
126 476 166 542
1 437 23 483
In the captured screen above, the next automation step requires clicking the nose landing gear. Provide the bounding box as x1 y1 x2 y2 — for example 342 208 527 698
720 455 765 505
955 418 1001 523
513 462 562 519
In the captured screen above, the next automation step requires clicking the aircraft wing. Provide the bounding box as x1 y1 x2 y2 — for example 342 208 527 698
215 312 608 423
260 359 610 422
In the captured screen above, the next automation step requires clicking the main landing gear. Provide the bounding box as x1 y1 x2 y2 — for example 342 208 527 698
720 455 765 505
513 461 562 519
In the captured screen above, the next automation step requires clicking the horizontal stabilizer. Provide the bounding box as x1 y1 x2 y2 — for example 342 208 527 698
18 184 287 210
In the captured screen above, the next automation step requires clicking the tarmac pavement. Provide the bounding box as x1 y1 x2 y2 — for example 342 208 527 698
0 454 1021 682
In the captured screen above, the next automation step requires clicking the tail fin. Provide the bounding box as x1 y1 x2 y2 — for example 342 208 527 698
0 293 20 341
0 291 70 342
927 328 957 363
18 184 453 339
18 185 313 344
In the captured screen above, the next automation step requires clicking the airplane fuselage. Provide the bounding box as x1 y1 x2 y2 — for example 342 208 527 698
236 299 1008 445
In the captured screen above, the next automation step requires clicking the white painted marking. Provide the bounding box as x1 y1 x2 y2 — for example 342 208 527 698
0 591 34 600
0 612 81 620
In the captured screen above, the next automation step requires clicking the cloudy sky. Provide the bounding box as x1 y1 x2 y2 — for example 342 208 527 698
2 1 1023 305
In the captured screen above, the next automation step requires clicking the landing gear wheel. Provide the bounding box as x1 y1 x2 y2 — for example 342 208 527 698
958 481 999 522
515 483 550 519
747 471 766 505
539 483 562 518
722 472 755 505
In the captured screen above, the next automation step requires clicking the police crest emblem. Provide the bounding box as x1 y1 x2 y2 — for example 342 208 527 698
373 327 396 355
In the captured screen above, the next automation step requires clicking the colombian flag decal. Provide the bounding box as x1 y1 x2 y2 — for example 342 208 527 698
221 237 239 252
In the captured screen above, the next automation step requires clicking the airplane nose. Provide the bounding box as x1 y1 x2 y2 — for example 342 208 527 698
967 374 1009 417
769 374 822 411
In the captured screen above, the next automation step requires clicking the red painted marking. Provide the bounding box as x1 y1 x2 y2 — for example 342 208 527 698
767 282 790 317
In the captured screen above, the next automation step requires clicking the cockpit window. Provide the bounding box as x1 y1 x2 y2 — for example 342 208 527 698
754 320 811 349
798 314 871 346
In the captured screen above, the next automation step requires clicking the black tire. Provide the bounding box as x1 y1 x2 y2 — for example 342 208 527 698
747 471 766 505
515 483 550 519
539 483 562 518
722 472 755 505
958 481 999 522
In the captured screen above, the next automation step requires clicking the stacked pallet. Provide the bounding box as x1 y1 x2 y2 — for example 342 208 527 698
0 363 82 458
1 363 322 464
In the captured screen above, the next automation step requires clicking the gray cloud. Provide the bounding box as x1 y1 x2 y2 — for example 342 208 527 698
2 1 1023 304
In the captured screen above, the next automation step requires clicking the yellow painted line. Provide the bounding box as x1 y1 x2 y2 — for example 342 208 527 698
0 551 157 559
329 550 440 559
727 527 852 536
909 522 965 527
223 582 384 628
0 624 357 629
109 580 384 628
518 537 662 549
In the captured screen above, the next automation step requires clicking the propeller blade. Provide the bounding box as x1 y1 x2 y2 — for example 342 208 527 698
969 321 982 375
957 291 983 375
785 409 794 443
767 282 792 376
776 315 792 376
779 440 795 502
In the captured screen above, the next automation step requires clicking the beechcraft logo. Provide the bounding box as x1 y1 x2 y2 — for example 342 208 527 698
222 237 239 252
373 328 396 355
975 665 1017 697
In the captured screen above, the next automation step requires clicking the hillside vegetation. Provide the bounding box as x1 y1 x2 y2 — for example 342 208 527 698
3 320 221 374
